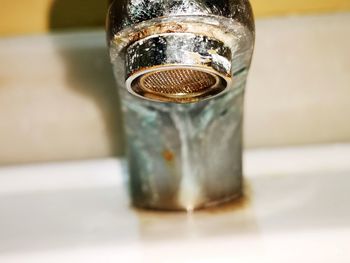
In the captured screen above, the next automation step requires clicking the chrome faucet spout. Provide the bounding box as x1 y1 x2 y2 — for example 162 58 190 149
107 0 255 210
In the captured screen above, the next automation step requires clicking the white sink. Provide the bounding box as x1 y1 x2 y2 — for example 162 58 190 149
0 144 349 262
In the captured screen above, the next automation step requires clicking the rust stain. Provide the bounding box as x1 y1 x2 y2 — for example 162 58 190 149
162 149 174 162
127 22 187 43
203 193 249 214
132 181 259 243
133 181 252 215
114 22 188 46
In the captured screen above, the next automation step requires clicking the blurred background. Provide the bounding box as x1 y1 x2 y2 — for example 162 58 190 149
0 0 350 165
1 2 350 261
1 0 350 35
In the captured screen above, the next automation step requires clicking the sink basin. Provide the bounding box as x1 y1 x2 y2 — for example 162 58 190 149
0 144 349 262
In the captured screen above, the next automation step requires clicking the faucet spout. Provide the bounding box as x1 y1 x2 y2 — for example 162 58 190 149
107 0 255 210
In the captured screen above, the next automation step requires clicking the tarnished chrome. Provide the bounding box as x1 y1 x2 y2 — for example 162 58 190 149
107 0 255 210
128 66 228 103
124 33 232 102
107 0 255 41
107 0 255 102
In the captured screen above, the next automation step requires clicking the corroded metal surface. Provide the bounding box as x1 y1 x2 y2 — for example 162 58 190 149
107 0 254 41
125 33 232 78
107 0 255 210
124 33 232 102
107 0 255 91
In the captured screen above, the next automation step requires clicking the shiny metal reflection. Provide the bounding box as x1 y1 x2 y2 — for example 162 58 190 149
128 67 228 103
124 33 232 103
107 0 255 210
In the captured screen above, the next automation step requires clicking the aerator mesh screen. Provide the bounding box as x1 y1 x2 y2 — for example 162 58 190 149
138 68 217 97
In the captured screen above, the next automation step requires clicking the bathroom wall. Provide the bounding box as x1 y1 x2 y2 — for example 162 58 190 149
1 0 350 35
0 2 349 164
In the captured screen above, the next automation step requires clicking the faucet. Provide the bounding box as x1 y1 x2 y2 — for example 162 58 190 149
107 0 255 211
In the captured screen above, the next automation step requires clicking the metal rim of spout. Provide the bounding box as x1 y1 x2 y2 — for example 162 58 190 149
125 33 233 103
126 65 229 103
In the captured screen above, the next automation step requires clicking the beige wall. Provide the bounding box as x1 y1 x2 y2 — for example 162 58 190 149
1 14 349 164
1 0 350 36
